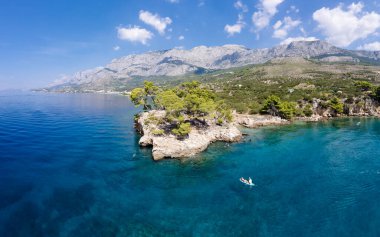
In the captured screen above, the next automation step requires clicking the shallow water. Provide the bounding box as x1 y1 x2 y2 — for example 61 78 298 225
1 92 380 236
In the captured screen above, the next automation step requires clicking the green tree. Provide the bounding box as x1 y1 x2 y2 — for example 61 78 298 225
278 101 297 120
172 122 191 137
156 90 185 113
130 88 147 109
260 95 297 119
354 81 373 92
215 101 233 123
303 104 313 117
249 101 261 114
129 81 159 110
143 81 159 95
261 95 282 116
131 80 233 139
329 97 344 114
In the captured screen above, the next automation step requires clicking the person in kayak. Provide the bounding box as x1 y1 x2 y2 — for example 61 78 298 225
240 177 248 184
240 177 254 185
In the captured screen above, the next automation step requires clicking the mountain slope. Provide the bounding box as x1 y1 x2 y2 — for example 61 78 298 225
44 40 380 92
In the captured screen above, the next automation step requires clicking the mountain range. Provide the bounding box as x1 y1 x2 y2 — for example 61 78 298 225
44 40 380 92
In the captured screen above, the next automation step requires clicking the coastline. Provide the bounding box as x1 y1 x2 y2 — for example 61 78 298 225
30 91 380 160
135 109 380 160
135 110 242 160
234 112 380 128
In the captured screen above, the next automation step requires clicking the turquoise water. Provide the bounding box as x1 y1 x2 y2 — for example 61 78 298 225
1 92 380 236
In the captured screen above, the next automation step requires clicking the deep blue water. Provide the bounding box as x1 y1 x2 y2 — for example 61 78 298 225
1 92 380 237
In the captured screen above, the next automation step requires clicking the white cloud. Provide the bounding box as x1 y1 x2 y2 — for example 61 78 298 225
139 10 172 35
286 5 299 14
358 41 380 51
178 35 185 40
280 36 319 45
117 26 153 45
234 1 248 12
252 0 285 31
313 2 380 47
198 0 205 7
166 0 179 3
272 16 301 39
113 46 120 51
225 2 247 36
225 23 244 36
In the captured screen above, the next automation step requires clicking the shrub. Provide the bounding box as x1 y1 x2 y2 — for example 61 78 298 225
234 103 248 113
329 97 344 114
261 95 297 119
278 101 297 120
261 95 281 115
216 117 224 125
354 81 373 92
303 104 313 117
295 108 304 117
249 101 261 114
152 129 164 136
156 90 185 112
172 122 191 137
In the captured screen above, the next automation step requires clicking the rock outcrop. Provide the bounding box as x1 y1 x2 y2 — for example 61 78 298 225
344 98 380 116
234 114 289 128
136 111 242 160
234 97 380 127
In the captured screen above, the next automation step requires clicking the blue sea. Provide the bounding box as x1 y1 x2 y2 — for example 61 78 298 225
1 92 380 237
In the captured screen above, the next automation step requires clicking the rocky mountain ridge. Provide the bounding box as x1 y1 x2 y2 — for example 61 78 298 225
46 40 380 92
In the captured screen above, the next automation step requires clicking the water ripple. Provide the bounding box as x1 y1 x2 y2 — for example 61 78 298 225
1 92 380 236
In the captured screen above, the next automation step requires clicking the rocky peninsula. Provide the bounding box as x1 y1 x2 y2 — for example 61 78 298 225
130 81 244 160
130 80 380 160
135 110 241 160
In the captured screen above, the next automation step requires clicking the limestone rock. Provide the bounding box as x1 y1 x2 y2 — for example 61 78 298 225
234 114 289 128
45 40 380 92
136 111 242 160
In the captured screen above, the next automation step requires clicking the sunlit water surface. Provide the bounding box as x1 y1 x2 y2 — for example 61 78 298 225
1 92 380 236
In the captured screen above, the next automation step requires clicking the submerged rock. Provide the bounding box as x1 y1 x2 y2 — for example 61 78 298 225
136 111 242 160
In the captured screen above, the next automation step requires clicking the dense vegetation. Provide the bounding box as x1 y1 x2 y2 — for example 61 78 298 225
129 60 380 121
198 63 380 119
212 76 380 119
130 81 232 137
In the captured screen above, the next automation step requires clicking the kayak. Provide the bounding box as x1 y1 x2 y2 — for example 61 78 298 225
240 177 255 186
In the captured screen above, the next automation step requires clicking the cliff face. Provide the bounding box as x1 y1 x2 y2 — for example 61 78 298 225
235 97 380 128
344 98 380 116
136 111 242 160
311 98 380 117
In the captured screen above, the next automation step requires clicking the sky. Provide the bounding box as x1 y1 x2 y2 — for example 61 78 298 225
0 0 380 90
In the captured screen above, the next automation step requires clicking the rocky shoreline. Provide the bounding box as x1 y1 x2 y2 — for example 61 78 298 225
136 111 242 160
234 114 290 128
136 98 380 160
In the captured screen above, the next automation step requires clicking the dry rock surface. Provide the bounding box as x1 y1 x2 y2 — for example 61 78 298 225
136 111 242 160
234 114 289 128
136 98 380 160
